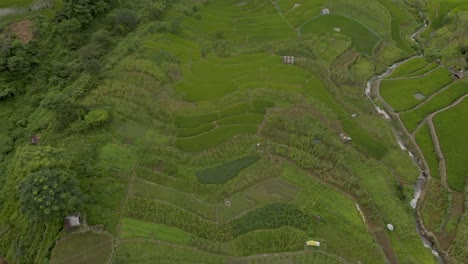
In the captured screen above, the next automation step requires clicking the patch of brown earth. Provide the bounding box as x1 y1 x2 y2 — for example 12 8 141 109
375 229 399 264
437 192 465 250
10 20 34 44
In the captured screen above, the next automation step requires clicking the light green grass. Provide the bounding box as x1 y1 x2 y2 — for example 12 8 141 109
175 124 258 152
115 241 228 263
421 180 450 232
50 232 113 264
401 81 468 132
217 113 264 125
433 98 468 191
177 123 216 137
385 57 428 79
0 0 32 8
97 143 137 171
120 217 192 244
380 67 453 111
404 63 439 77
182 0 296 42
174 54 310 101
348 156 436 263
281 164 385 263
415 124 440 179
175 112 220 128
300 14 380 55
218 103 251 118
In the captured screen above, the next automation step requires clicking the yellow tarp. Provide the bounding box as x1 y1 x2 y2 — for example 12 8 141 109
306 240 320 247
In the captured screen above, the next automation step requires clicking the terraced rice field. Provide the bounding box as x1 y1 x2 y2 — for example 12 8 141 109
299 14 381 55
433 98 468 191
380 66 453 111
46 1 441 263
401 80 468 132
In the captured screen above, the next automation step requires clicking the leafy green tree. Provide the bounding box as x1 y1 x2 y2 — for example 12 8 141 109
19 169 85 221
41 94 86 130
114 9 139 35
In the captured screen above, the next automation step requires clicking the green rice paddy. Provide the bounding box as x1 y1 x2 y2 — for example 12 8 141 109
433 98 468 191
401 80 468 132
380 67 453 111
299 14 381 55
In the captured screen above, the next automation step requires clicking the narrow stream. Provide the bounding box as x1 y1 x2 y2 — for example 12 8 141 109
364 20 444 263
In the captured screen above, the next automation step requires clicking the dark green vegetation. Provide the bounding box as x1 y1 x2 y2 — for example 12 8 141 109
0 0 465 263
196 156 260 184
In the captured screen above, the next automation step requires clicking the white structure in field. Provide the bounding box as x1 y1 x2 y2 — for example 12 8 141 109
321 8 330 15
282 56 295 64
387 224 394 231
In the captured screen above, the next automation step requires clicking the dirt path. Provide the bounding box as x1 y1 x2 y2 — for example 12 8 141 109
426 93 468 189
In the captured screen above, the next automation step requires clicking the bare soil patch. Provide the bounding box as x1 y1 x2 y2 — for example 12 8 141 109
375 229 399 264
10 19 34 44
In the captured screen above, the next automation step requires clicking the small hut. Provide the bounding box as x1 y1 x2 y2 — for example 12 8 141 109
321 8 330 15
282 56 295 64
64 213 82 231
453 71 465 79
339 132 352 143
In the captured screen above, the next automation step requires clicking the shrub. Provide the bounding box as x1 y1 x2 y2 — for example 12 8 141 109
85 109 110 127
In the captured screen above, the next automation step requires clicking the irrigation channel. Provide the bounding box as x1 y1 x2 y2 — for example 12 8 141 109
365 20 446 263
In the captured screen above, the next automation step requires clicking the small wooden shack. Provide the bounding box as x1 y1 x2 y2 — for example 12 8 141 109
64 213 82 231
339 132 352 143
453 70 465 79
321 8 330 15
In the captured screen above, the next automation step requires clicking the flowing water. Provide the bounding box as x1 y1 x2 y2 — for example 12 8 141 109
364 20 444 263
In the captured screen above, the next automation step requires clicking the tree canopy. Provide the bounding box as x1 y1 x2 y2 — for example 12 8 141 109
19 169 85 221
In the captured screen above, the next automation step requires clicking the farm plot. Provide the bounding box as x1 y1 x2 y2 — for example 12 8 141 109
182 0 296 42
196 156 260 184
433 98 468 191
415 124 440 179
299 14 381 55
421 180 450 232
173 100 272 152
174 53 311 101
281 165 386 264
175 124 259 152
120 218 192 244
115 241 229 264
130 174 300 223
380 67 453 111
348 155 436 263
401 80 468 132
50 232 113 264
427 0 468 29
385 57 429 79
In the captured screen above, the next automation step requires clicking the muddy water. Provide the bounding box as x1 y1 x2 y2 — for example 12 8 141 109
365 21 444 263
